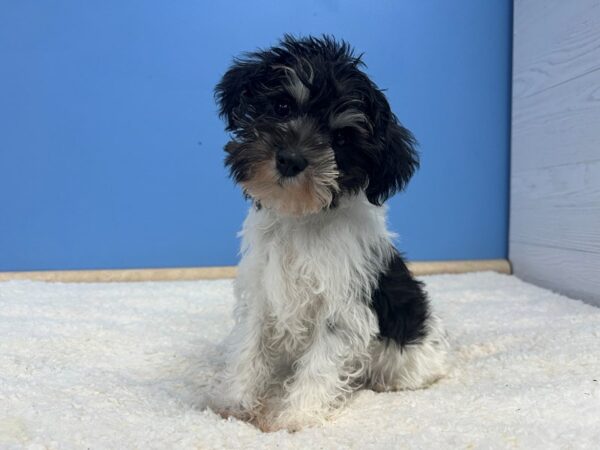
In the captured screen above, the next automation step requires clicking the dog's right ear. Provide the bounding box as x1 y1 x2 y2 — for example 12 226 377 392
215 57 263 131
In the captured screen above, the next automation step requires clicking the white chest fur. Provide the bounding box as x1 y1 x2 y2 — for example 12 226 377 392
234 195 395 350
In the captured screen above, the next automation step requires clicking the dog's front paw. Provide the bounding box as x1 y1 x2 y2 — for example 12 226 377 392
212 404 255 422
255 409 325 433
208 390 260 424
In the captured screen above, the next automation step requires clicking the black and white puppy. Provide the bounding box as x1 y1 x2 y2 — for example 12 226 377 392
211 35 448 432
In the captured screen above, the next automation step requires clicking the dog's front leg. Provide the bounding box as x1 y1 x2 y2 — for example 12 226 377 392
261 316 370 432
212 303 271 421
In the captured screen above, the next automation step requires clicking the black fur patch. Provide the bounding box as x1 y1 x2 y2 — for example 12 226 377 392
370 251 430 347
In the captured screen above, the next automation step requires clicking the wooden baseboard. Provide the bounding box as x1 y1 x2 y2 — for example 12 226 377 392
409 259 511 276
0 259 511 283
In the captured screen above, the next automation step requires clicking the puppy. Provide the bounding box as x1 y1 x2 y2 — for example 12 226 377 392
211 35 448 432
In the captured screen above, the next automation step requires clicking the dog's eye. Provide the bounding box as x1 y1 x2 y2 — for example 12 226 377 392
332 129 348 147
274 101 291 118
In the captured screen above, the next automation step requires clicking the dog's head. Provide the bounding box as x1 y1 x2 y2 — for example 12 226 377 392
215 35 418 216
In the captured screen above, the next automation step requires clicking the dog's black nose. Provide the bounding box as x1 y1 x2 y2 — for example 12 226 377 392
276 149 308 177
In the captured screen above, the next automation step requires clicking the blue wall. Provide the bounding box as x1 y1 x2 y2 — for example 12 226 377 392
0 1 512 271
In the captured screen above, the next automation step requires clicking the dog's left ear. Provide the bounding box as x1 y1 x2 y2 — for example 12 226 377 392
215 57 263 131
364 87 420 206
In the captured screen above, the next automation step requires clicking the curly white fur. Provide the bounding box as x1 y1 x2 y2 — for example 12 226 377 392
211 194 448 432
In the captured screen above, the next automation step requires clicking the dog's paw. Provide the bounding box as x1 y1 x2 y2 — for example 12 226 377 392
254 410 324 433
208 392 260 423
213 405 254 422
208 381 262 424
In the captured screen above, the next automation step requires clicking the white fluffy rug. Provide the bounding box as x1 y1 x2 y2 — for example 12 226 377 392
1 272 599 449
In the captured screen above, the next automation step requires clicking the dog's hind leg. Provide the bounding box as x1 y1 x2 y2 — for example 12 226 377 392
368 315 449 392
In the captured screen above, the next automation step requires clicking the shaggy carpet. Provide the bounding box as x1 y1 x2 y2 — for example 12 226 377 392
0 272 599 449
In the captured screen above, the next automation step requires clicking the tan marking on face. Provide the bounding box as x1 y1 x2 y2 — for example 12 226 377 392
241 149 339 217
